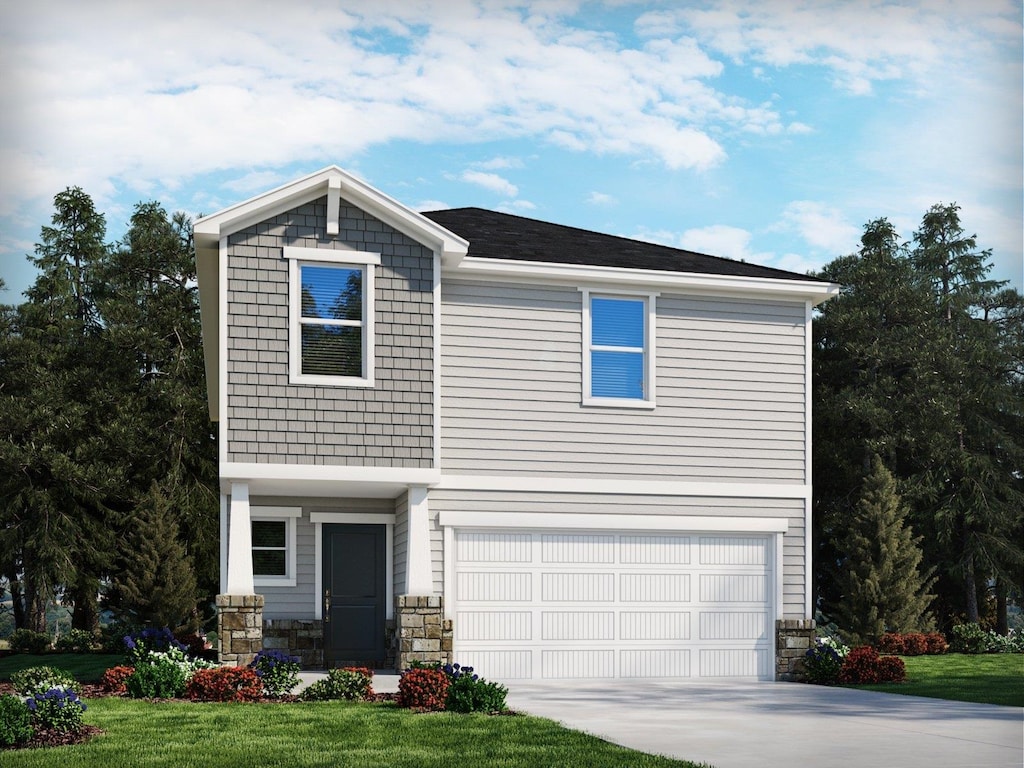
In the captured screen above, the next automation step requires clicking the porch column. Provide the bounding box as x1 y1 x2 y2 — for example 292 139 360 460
404 485 433 595
217 481 262 666
226 481 254 594
396 486 451 668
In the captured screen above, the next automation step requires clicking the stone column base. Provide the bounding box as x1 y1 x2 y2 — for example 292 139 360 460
216 594 264 667
776 619 816 681
395 595 453 670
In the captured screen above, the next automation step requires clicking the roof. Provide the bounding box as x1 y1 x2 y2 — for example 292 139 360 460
423 207 829 283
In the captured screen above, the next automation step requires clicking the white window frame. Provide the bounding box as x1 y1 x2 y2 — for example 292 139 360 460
580 288 657 409
251 506 302 588
284 246 381 387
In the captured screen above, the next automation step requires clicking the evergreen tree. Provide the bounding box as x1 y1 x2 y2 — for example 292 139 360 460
107 482 199 630
833 455 936 644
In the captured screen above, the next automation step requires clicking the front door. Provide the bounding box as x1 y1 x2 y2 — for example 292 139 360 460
322 524 386 668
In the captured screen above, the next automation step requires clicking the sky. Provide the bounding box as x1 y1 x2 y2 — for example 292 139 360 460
1 0 1021 303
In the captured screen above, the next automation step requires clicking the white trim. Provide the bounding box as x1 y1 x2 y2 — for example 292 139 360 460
775 532 785 622
405 486 434 595
436 474 810 499
282 246 382 265
438 510 790 533
309 512 396 525
222 463 440 485
225 482 255 594
450 256 841 303
433 249 441 470
443 525 455 621
287 249 380 387
581 289 658 408
218 238 228 461
218 494 228 594
804 299 814 619
312 516 395 621
326 175 341 236
251 506 300 588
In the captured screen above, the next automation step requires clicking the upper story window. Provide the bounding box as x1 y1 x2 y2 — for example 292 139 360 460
284 247 381 387
581 290 657 409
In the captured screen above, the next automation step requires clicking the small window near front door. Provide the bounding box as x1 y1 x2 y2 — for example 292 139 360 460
252 520 287 577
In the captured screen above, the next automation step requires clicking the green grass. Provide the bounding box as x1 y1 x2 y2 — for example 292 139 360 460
0 653 123 683
849 653 1024 706
1 698 708 768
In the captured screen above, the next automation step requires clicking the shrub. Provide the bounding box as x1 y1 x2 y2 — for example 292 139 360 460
446 674 508 713
54 628 95 654
876 633 904 654
11 666 81 696
877 631 946 655
397 667 449 711
25 687 87 733
838 646 905 684
186 667 263 702
125 658 189 698
100 665 136 695
985 629 1024 654
7 629 51 655
300 667 374 701
924 632 949 654
900 633 928 655
949 623 989 654
803 636 849 684
175 632 213 659
0 694 33 747
249 649 301 697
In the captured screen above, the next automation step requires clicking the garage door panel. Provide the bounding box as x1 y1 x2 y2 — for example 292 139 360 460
699 536 768 565
699 648 771 678
543 649 614 678
621 649 690 677
699 611 768 640
458 572 531 601
542 534 615 563
699 574 767 602
457 611 531 641
620 535 691 564
460 650 532 680
541 611 615 640
541 572 614 601
621 611 691 640
458 532 532 563
621 572 690 601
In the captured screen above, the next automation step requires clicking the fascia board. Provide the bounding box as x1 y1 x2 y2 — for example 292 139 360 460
445 256 842 305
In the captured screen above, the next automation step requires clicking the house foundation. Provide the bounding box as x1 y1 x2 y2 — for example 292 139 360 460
776 619 816 681
396 595 453 669
216 594 264 666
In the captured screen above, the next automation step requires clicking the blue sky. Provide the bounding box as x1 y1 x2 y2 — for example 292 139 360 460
2 0 1021 301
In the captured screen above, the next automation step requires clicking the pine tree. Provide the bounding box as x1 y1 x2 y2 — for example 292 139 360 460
108 482 199 630
834 455 936 644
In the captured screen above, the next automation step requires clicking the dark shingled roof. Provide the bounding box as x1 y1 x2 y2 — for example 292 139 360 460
423 207 827 283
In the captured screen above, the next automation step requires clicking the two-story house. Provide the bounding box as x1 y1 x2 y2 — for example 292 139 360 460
195 166 838 681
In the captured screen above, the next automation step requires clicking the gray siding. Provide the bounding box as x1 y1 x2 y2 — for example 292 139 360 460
440 281 805 483
225 197 433 466
394 491 408 594
430 489 806 618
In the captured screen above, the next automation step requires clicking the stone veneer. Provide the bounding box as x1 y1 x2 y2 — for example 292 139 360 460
262 619 398 669
216 594 264 666
396 595 453 669
776 618 816 681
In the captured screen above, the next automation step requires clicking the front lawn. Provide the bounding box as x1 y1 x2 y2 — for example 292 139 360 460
0 653 122 683
848 653 1024 707
1 698 709 768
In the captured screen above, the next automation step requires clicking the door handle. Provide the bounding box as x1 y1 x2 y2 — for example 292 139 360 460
324 589 330 622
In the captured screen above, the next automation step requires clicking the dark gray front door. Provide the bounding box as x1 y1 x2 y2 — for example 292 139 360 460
322 524 386 668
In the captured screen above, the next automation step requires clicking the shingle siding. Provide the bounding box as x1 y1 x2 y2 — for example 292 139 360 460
224 197 434 466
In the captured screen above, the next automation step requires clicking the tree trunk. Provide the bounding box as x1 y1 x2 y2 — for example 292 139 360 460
5 570 26 629
70 576 101 633
963 552 979 623
24 576 49 634
995 580 1008 635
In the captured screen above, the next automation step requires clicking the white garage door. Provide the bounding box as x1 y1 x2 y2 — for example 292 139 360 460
452 530 774 680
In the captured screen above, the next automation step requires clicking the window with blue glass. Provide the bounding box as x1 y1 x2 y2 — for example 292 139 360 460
588 295 650 402
299 264 364 377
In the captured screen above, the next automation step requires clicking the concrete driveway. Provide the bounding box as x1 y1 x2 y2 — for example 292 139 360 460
505 680 1023 768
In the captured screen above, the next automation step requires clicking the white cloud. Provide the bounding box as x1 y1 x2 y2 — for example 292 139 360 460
473 156 525 170
774 201 860 254
414 199 450 212
586 191 616 206
678 224 760 261
460 170 518 197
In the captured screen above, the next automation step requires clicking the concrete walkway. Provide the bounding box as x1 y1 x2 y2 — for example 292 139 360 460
504 680 1024 768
